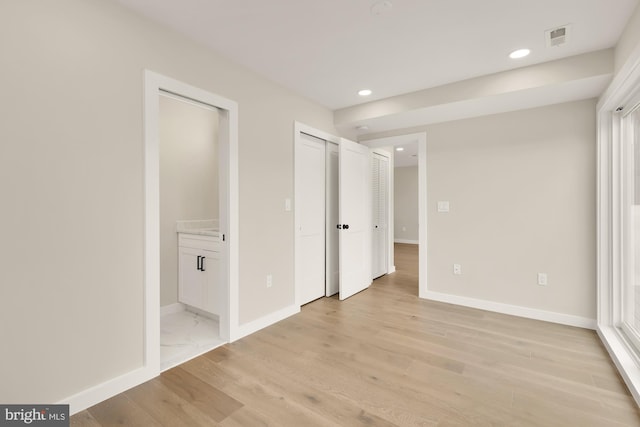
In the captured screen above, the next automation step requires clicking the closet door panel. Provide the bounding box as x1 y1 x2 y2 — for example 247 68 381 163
296 133 326 305
339 138 372 300
325 143 340 296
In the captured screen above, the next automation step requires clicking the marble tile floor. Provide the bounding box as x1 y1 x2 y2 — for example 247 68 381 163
160 309 225 371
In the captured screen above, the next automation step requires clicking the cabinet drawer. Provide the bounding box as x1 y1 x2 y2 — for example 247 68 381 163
178 233 221 252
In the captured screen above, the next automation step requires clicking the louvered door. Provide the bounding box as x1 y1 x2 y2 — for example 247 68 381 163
371 153 389 279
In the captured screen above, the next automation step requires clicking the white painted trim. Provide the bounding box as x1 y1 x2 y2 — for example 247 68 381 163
418 135 428 299
61 367 152 415
596 38 640 409
360 132 428 298
394 239 418 244
598 326 640 405
234 304 300 341
425 291 597 330
160 303 186 317
295 122 341 145
388 266 396 274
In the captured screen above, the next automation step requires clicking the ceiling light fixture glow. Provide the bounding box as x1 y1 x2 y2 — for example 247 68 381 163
371 0 393 16
509 48 531 59
396 147 404 151
358 89 372 96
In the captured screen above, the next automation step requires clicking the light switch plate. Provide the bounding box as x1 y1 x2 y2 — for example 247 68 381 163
438 201 450 213
285 198 292 212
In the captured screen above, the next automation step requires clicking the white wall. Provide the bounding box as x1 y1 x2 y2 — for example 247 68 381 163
0 0 336 404
425 99 596 320
615 3 640 72
159 95 219 307
394 166 419 243
362 99 597 321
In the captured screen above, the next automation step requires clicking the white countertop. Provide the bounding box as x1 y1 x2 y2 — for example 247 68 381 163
176 219 220 237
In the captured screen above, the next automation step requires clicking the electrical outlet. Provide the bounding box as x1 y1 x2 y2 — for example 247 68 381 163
537 273 548 286
266 274 273 288
453 264 462 275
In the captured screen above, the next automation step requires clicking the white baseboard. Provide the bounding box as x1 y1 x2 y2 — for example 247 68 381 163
160 302 186 316
394 239 418 244
424 291 597 330
62 303 299 415
63 303 298 415
388 266 396 274
182 305 220 322
233 304 300 341
61 365 156 416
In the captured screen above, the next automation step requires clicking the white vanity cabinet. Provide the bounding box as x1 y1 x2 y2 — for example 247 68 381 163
178 232 221 316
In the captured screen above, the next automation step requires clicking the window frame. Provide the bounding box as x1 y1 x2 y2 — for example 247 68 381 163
597 50 640 406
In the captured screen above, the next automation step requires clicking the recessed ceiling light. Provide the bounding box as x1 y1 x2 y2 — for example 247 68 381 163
358 89 372 96
509 48 531 59
396 147 404 151
371 0 393 16
356 125 369 131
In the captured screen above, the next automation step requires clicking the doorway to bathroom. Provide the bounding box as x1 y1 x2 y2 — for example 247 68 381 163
158 92 224 371
144 71 239 377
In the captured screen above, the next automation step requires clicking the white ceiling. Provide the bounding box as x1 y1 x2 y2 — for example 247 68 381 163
116 0 637 112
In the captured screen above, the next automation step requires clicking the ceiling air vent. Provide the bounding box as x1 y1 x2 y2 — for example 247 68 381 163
546 25 571 47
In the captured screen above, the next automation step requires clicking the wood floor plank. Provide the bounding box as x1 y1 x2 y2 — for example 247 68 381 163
229 333 444 425
69 410 101 427
87 394 162 427
159 366 243 423
72 244 640 426
124 377 219 426
184 344 344 426
218 407 271 427
210 345 398 427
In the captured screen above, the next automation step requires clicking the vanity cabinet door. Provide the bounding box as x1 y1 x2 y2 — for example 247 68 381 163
202 249 221 314
178 247 206 308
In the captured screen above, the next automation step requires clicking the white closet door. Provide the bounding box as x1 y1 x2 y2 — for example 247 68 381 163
372 153 389 279
339 138 372 300
296 133 326 305
325 143 339 296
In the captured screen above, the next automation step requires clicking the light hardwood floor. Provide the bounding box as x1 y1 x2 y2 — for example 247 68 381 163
72 244 640 426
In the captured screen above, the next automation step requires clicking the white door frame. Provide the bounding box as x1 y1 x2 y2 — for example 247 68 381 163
144 70 240 377
360 132 427 297
294 122 341 306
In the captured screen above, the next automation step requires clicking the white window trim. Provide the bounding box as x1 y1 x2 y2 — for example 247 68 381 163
597 45 640 406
